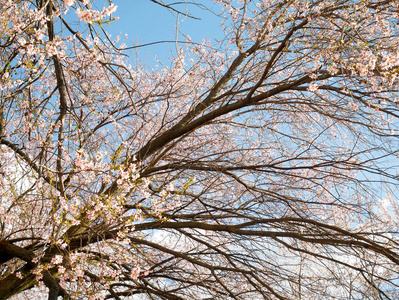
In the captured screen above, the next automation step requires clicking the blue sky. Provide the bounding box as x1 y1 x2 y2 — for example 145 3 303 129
104 1 225 65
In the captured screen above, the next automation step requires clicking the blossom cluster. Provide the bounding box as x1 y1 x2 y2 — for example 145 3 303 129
76 4 118 24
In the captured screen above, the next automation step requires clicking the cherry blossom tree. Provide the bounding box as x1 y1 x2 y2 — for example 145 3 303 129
2 0 399 299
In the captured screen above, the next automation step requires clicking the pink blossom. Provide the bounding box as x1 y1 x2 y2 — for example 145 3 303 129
58 266 66 274
130 266 141 280
307 82 319 92
51 255 63 265
102 4 117 16
75 267 84 277
17 37 26 46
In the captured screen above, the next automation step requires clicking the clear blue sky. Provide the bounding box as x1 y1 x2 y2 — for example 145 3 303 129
102 1 225 65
